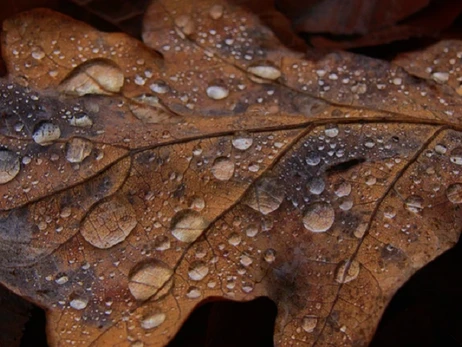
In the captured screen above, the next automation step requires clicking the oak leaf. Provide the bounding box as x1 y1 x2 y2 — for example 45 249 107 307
0 1 461 346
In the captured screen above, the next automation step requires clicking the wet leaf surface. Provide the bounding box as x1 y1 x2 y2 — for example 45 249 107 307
0 1 461 346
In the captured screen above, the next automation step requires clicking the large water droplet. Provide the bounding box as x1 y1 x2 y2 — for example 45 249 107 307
0 149 20 184
65 138 93 163
31 46 45 60
450 147 462 165
211 157 235 181
232 134 253 151
59 58 124 96
303 202 335 233
404 195 424 213
335 260 360 283
308 177 325 195
247 61 281 80
129 260 173 301
141 312 166 329
188 261 209 281
69 294 88 310
81 197 137 249
32 122 61 146
334 181 352 197
446 183 462 204
206 84 229 100
171 210 209 243
245 178 284 215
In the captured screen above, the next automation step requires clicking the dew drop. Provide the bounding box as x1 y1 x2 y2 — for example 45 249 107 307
383 206 396 219
245 177 284 215
81 197 137 249
69 295 88 310
209 4 224 19
334 181 351 197
404 195 424 213
303 202 335 233
0 149 20 184
446 183 462 204
211 157 235 181
232 134 253 150
434 144 447 154
324 125 339 138
245 224 259 237
32 122 61 146
141 312 166 329
306 152 321 166
128 260 173 301
302 316 318 333
171 210 209 243
69 113 93 128
228 232 241 246
186 286 202 299
65 138 93 163
31 47 45 60
308 177 325 195
450 147 462 165
206 84 229 100
247 61 281 80
190 196 205 211
188 261 209 281
263 248 276 263
174 15 195 35
150 80 170 94
335 260 360 283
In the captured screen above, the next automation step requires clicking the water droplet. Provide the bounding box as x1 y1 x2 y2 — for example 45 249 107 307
150 80 170 94
431 72 449 83
59 58 124 96
446 183 462 204
450 147 462 165
263 249 276 263
303 202 335 233
245 178 284 215
31 47 45 60
55 274 69 285
247 61 281 80
232 134 253 150
334 181 351 197
324 125 339 138
206 84 229 100
353 223 368 239
69 295 88 310
81 197 137 249
186 286 202 299
335 260 360 283
434 144 447 154
190 196 205 211
129 260 173 301
383 206 396 219
153 235 171 251
211 157 235 181
245 224 259 237
240 254 253 267
228 232 241 246
308 177 325 195
302 316 318 333
141 312 166 329
65 138 93 163
32 122 61 146
404 195 424 213
69 113 93 128
209 4 224 19
188 261 209 281
174 15 195 35
0 149 20 184
171 210 209 243
306 152 321 166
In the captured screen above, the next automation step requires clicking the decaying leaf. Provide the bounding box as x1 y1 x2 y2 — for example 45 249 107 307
0 0 461 346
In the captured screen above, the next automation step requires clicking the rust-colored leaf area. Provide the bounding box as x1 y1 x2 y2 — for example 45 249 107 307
0 1 461 346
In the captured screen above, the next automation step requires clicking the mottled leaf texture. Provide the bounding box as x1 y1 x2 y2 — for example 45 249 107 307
0 1 461 346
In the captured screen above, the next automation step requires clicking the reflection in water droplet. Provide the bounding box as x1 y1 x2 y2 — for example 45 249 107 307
0 149 20 184
81 197 137 249
171 210 209 243
450 147 462 165
211 157 235 181
446 183 462 204
335 260 360 283
306 152 321 166
232 134 253 151
263 249 276 263
129 260 173 301
188 261 209 281
302 316 318 333
308 177 325 195
206 84 229 100
141 312 166 329
247 62 281 80
245 178 284 215
65 138 93 163
404 195 424 213
303 202 335 233
32 122 61 146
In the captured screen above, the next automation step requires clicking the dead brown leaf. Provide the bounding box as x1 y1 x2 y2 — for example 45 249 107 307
0 1 461 346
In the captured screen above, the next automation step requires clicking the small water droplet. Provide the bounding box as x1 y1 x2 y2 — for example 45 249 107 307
190 196 205 211
306 152 321 166
303 202 335 233
247 61 281 80
335 260 360 283
324 125 339 138
446 183 462 204
450 147 462 165
245 224 259 237
434 144 447 154
383 206 396 219
31 47 45 60
65 138 93 163
55 274 69 285
245 178 284 215
404 195 424 213
69 295 88 310
228 232 241 246
302 316 318 333
32 122 61 146
186 286 202 299
211 157 235 181
188 261 209 281
232 134 253 150
128 260 173 301
69 113 93 128
334 181 351 197
263 249 276 263
308 177 325 195
141 312 166 329
206 84 229 100
171 210 209 243
150 80 170 94
0 149 20 184
174 15 195 35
